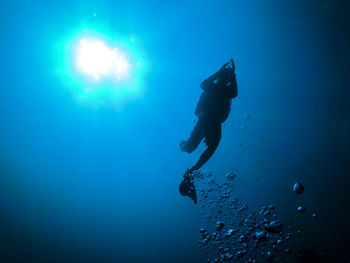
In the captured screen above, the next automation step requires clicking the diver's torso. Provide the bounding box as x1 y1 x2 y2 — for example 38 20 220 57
200 88 232 123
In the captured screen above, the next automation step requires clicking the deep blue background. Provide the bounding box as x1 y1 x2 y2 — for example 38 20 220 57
1 0 350 262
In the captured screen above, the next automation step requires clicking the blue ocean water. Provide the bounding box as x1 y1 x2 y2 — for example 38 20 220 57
0 0 349 262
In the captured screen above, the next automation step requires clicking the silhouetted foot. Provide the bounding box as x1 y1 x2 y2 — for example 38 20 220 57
179 173 197 204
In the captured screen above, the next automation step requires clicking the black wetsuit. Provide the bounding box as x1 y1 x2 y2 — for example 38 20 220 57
181 63 238 173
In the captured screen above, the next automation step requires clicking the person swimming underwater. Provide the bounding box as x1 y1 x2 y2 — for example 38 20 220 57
179 59 238 204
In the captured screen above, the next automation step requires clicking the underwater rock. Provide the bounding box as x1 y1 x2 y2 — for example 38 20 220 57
222 252 233 261
297 206 305 213
195 170 305 263
285 248 292 254
216 221 224 231
236 250 247 258
239 235 248 242
293 183 304 194
205 171 213 177
239 204 248 211
208 177 216 185
225 171 236 181
225 229 236 237
202 238 209 245
267 251 275 261
263 210 271 216
255 231 266 240
312 213 319 219
265 220 283 233
272 245 277 252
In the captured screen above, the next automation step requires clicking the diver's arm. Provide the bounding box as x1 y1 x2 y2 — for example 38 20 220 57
228 72 238 98
194 91 208 117
200 62 229 90
200 71 220 90
222 69 237 99
222 59 237 98
230 59 238 98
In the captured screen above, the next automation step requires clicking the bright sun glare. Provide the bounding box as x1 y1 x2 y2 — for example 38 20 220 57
75 38 130 81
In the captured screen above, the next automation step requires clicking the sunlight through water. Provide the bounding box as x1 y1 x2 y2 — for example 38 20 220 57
75 38 130 82
57 28 148 109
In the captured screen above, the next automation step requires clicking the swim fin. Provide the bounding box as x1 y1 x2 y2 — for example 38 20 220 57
179 174 197 204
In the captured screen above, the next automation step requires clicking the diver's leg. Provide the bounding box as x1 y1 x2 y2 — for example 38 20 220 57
191 125 222 171
180 119 205 153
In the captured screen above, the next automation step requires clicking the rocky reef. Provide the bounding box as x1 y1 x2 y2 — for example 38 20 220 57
193 171 322 262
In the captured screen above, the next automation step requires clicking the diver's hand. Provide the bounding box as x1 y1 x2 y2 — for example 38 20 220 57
220 59 235 72
220 62 230 71
230 58 235 71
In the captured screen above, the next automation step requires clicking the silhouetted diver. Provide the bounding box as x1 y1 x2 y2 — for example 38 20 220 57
179 59 238 203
